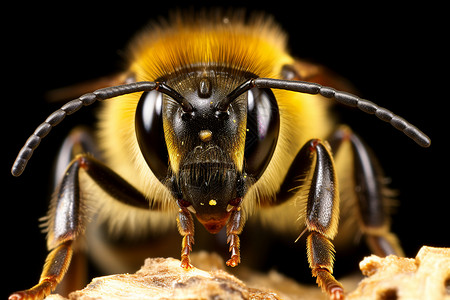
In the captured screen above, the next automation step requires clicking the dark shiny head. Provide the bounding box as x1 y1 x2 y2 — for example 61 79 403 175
135 69 279 233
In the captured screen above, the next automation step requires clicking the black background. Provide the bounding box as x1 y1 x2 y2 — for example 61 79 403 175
3 1 448 298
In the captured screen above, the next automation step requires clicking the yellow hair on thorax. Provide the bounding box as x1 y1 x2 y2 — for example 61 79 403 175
128 11 292 81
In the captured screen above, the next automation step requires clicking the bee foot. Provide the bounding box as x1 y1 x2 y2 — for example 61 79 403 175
226 255 241 267
330 286 345 300
9 280 54 300
315 269 344 300
180 255 193 270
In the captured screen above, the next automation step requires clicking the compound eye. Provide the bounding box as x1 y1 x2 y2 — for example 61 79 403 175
244 88 280 179
135 90 169 181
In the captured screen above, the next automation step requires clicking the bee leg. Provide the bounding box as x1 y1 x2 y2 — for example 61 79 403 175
303 140 344 299
275 139 344 299
52 128 97 295
226 203 243 267
307 233 344 300
328 126 403 256
10 155 87 300
10 136 152 300
177 200 195 269
52 127 102 189
9 241 73 300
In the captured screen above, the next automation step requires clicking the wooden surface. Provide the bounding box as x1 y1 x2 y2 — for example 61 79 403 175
46 247 449 300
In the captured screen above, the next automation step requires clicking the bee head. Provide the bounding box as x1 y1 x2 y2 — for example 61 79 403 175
135 68 280 233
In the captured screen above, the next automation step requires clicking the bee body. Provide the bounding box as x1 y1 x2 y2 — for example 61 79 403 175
10 11 430 300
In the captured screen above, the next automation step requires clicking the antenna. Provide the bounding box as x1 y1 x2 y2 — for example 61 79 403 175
220 78 430 148
11 81 193 176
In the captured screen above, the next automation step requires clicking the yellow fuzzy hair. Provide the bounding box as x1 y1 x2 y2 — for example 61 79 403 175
128 10 290 81
97 11 334 236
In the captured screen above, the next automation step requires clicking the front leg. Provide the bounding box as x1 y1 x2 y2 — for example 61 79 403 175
9 154 151 300
176 199 195 269
304 140 343 299
275 139 344 299
226 198 244 267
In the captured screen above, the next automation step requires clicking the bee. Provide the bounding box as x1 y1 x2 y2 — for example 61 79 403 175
9 10 430 300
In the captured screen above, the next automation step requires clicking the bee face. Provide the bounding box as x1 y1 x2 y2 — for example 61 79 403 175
136 68 280 233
